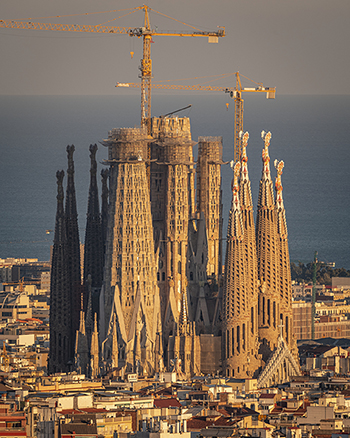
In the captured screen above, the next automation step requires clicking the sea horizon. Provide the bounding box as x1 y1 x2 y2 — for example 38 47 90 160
0 94 349 270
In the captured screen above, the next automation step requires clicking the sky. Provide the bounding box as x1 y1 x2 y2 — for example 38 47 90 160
1 0 349 96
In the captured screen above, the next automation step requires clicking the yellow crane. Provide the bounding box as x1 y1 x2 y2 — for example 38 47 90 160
117 72 276 161
0 5 225 133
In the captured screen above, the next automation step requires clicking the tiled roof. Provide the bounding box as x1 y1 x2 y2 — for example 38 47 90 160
154 398 182 408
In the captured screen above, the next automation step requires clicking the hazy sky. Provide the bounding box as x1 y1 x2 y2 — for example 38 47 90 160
1 0 349 95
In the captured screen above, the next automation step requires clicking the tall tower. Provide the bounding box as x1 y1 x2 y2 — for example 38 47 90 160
150 117 195 338
49 171 72 373
83 144 104 319
239 132 261 372
196 136 223 280
274 160 296 353
101 168 109 257
255 132 280 358
222 160 258 378
100 127 161 375
65 145 82 350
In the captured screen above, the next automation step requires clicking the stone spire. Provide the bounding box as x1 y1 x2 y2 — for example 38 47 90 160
223 161 254 378
111 313 119 369
178 284 189 336
90 313 100 378
84 144 104 319
74 305 89 376
49 171 72 374
65 145 81 355
239 132 260 372
85 274 93 340
134 323 142 375
101 168 109 256
274 160 295 352
256 132 280 358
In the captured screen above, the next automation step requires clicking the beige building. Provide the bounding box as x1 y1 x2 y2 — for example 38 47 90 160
0 292 32 322
293 299 350 340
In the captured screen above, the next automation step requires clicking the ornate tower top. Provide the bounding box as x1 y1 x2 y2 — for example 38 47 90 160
274 159 284 209
226 161 243 243
230 161 241 206
239 132 254 209
261 131 272 180
274 159 288 240
241 132 249 165
65 145 78 217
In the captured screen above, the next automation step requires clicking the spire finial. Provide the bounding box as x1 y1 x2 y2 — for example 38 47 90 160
66 145 75 177
241 132 249 163
230 161 241 194
56 170 64 202
274 159 284 195
261 131 272 179
89 144 98 176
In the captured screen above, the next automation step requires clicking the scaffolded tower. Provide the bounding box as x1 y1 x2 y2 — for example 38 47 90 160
196 136 223 281
150 117 195 337
100 127 161 376
255 132 281 359
49 171 72 373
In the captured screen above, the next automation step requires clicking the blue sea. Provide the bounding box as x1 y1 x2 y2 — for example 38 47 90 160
0 94 349 270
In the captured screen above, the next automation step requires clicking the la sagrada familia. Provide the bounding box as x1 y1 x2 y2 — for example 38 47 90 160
49 116 300 387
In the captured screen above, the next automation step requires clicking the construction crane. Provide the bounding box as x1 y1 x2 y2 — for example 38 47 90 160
117 72 276 160
0 6 225 133
229 72 275 161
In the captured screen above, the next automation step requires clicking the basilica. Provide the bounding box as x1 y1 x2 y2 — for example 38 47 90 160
49 116 300 386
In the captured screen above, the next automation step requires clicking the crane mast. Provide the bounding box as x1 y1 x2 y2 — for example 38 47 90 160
140 6 152 131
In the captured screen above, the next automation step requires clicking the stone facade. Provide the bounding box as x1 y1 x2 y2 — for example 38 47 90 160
100 127 162 376
49 119 299 384
149 117 195 341
222 131 300 383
